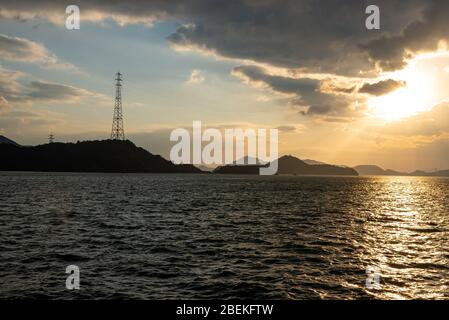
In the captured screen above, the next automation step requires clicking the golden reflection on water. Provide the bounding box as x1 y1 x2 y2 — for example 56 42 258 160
359 176 448 299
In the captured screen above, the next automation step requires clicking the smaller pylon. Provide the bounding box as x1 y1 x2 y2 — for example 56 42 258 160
49 133 54 144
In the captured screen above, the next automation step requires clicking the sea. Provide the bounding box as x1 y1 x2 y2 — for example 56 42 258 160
0 172 448 299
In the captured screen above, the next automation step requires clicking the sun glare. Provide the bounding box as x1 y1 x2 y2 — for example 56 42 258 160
369 60 435 121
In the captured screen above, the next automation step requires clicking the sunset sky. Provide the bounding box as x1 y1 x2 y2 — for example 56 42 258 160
0 0 448 172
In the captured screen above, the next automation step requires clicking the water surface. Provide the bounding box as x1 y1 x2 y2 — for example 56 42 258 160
0 173 448 299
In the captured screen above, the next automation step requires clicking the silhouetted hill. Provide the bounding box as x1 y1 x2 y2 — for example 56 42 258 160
0 135 20 146
276 155 358 176
354 165 449 177
409 169 449 177
214 155 358 176
0 139 202 173
354 165 406 176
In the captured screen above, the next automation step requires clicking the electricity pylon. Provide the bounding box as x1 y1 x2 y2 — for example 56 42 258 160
110 72 125 140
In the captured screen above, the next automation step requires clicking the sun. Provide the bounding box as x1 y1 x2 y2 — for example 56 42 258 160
369 61 435 121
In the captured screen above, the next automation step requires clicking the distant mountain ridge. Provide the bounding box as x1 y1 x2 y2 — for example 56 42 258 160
353 165 406 176
0 139 201 173
275 155 358 176
409 169 449 177
214 155 359 176
353 165 449 177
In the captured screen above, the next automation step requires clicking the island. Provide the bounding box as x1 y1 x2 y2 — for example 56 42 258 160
0 139 202 174
214 155 359 176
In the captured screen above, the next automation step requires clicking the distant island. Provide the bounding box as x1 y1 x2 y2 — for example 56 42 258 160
214 155 359 176
0 138 202 174
354 164 449 177
353 165 406 176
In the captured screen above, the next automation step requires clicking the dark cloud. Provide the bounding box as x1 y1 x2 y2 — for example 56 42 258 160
233 65 363 118
358 79 406 96
0 0 435 75
234 65 318 94
360 0 449 71
165 0 432 76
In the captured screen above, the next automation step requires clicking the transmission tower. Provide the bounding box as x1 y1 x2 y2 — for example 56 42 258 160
110 71 125 140
49 133 54 143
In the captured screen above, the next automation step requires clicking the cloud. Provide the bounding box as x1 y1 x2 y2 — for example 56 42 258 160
26 81 91 102
256 95 270 102
0 66 106 106
2 1 448 125
320 83 356 95
164 0 432 76
0 66 28 103
276 125 297 133
0 33 76 70
0 2 159 26
360 0 449 71
0 96 10 111
358 79 406 96
187 69 205 84
3 1 439 121
0 67 108 136
0 0 434 76
1 0 446 120
0 107 63 137
233 65 364 118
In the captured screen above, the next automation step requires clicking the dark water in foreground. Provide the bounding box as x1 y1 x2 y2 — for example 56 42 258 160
0 172 448 299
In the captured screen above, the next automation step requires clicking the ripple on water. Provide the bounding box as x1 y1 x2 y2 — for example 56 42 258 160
0 173 448 299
